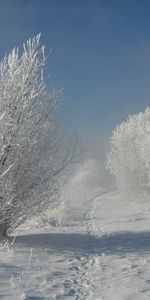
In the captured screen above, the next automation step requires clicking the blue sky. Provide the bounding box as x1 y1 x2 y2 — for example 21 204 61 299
1 0 150 153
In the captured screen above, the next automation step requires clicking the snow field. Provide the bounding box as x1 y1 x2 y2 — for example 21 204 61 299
1 158 150 299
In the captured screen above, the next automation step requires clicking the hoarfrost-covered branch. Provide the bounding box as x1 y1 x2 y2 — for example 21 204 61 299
0 34 76 236
107 108 150 200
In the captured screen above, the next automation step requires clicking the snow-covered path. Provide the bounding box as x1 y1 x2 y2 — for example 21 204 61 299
1 191 150 299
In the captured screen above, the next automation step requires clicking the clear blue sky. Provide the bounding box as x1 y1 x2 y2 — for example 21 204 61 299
1 0 150 153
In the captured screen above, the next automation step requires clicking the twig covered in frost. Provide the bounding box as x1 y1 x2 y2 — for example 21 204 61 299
0 34 77 236
107 108 150 199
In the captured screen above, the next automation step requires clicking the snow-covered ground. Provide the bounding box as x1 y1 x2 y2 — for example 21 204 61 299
1 188 150 299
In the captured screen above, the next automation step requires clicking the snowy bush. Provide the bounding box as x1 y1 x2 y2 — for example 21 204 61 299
0 34 75 236
107 108 150 199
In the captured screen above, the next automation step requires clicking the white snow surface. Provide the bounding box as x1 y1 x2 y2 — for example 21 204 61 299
1 188 150 299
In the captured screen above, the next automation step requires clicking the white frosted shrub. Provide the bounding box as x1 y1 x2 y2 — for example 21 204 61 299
107 108 150 199
0 34 74 236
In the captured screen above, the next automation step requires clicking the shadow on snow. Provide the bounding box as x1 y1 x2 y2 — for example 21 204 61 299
12 231 150 255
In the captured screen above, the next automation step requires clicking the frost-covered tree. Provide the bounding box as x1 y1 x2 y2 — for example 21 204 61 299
107 108 150 200
0 34 75 236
